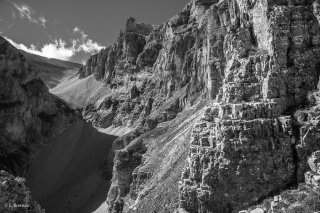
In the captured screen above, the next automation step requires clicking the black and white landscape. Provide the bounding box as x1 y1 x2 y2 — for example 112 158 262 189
2 0 320 213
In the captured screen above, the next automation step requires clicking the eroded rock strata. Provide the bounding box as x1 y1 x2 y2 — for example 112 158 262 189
76 0 320 212
179 0 320 212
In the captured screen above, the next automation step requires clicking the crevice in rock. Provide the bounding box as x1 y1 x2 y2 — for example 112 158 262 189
291 114 300 186
286 9 294 68
315 62 320 89
248 24 257 47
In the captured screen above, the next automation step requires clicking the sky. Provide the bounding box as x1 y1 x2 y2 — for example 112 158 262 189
0 0 189 64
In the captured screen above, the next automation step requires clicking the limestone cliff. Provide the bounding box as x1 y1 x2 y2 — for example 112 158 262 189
179 0 320 212
79 17 154 81
77 0 320 212
78 13 212 131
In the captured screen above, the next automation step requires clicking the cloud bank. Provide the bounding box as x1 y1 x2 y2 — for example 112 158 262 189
12 3 46 28
4 36 73 60
2 27 105 61
72 26 105 53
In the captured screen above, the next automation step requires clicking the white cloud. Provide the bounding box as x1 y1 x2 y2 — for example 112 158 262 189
12 3 47 28
71 26 105 53
73 26 80 33
40 39 74 59
39 16 46 27
3 36 73 60
78 39 104 53
1 27 105 61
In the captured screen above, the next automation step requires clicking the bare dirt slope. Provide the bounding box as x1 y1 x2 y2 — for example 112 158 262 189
26 119 117 213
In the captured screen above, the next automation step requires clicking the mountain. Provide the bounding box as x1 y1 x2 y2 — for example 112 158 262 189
3 0 320 213
21 50 82 89
21 50 82 73
66 0 320 212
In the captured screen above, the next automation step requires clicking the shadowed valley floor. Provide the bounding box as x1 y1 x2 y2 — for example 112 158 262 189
26 119 117 213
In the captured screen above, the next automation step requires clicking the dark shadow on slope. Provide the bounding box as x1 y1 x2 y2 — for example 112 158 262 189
26 118 117 213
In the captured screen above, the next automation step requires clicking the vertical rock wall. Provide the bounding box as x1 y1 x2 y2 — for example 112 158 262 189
79 17 154 81
77 0 320 212
179 0 320 212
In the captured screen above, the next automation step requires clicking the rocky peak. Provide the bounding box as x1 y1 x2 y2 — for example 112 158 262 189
79 17 155 81
125 17 154 36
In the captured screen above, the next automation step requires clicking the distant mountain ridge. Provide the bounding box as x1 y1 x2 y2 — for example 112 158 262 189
17 50 82 89
20 50 82 73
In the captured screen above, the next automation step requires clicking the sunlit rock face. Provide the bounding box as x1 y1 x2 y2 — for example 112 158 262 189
0 36 75 176
78 11 221 133
179 0 320 212
78 0 320 212
79 17 154 81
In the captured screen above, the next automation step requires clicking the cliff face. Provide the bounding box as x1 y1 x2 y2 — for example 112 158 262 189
77 0 320 212
79 17 154 81
179 0 320 212
78 12 216 131
0 36 75 176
